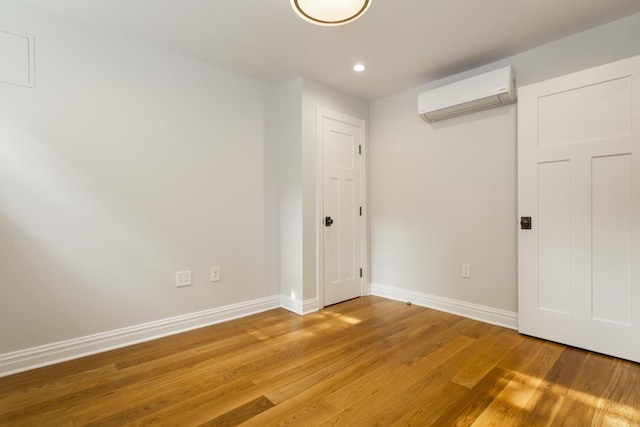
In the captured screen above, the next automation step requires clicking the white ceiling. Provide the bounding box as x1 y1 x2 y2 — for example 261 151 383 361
22 0 640 100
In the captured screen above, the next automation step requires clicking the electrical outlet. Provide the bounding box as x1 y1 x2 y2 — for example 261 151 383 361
461 264 471 279
211 266 220 282
176 270 192 287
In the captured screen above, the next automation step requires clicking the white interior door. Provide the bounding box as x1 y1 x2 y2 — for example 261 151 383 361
518 55 640 362
319 109 364 306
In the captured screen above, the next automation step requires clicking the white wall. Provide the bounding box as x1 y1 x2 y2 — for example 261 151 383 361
369 13 640 313
0 0 280 353
278 78 303 303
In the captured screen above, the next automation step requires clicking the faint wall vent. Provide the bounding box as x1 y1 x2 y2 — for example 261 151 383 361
0 28 35 88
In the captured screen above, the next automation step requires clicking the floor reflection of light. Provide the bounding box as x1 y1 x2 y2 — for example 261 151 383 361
338 315 362 325
478 369 640 425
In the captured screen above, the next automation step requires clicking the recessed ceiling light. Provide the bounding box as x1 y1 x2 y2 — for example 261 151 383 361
353 64 366 72
291 0 371 27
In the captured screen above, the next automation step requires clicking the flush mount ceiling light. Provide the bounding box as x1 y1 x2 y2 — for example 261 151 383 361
291 0 371 26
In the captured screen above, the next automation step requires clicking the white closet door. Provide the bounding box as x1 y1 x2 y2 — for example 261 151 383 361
320 110 364 306
518 55 640 362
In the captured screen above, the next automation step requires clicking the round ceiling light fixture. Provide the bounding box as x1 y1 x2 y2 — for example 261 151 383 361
291 0 371 26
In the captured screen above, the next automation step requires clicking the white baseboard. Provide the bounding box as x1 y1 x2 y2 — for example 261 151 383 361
0 295 281 378
371 283 518 330
280 295 320 315
0 287 518 378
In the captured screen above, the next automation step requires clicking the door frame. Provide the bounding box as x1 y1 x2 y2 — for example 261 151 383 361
316 107 368 309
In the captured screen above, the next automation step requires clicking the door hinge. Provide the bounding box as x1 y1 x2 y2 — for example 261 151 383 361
359 206 362 216
359 145 362 155
360 268 363 278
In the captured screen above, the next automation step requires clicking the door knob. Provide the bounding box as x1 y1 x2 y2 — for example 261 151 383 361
325 216 334 227
520 216 532 230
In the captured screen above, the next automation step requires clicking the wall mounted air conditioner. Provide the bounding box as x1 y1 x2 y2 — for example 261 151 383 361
418 66 516 123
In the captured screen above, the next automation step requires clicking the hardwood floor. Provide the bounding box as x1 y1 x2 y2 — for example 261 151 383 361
1 296 639 426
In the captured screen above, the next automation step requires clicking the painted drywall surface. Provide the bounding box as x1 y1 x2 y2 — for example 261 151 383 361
370 102 518 311
0 0 280 353
278 78 303 302
264 87 282 306
300 78 368 301
369 13 640 313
